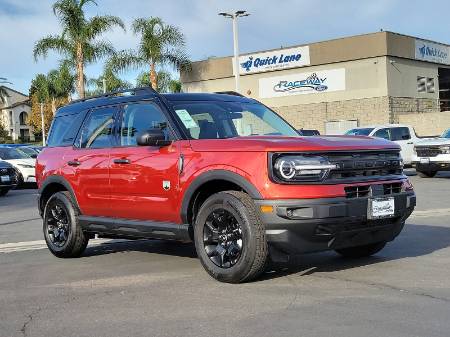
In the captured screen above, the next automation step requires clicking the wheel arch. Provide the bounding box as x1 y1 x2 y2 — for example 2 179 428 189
180 170 262 225
38 176 79 217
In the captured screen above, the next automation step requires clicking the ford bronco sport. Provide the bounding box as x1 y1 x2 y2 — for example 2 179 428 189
36 87 416 283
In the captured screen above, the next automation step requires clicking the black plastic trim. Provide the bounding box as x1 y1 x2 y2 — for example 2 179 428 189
180 170 263 224
38 175 79 216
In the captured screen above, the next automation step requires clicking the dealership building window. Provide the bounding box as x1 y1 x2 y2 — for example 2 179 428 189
417 76 434 93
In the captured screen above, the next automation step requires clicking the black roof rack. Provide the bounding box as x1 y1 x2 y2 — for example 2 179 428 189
214 91 244 97
68 86 159 105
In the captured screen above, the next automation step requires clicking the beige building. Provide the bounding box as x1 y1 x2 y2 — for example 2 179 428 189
0 86 34 142
181 31 450 136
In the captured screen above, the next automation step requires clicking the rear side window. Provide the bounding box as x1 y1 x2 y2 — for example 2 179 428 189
47 112 85 147
76 106 117 148
390 127 411 141
373 128 390 140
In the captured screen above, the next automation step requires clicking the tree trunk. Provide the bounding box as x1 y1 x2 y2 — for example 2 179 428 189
150 62 157 90
76 43 85 99
51 98 56 116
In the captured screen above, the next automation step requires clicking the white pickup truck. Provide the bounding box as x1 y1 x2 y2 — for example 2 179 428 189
412 128 450 177
345 124 423 166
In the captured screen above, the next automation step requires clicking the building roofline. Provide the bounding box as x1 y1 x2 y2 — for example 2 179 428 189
0 86 28 99
1 99 31 109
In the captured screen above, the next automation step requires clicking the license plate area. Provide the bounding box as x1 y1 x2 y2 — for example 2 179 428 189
368 197 395 219
1 175 10 183
420 158 430 164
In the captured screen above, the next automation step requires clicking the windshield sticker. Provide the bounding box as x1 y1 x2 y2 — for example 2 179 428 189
175 109 198 129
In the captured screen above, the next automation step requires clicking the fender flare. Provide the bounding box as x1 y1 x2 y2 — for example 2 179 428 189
38 175 79 216
180 169 262 224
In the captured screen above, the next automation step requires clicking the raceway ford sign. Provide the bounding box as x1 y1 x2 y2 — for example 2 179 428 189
259 68 346 98
233 46 310 75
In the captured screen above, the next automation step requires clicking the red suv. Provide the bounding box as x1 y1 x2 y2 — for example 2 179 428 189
36 88 416 283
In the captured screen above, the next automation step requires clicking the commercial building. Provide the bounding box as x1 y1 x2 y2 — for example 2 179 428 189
181 31 450 135
0 86 34 142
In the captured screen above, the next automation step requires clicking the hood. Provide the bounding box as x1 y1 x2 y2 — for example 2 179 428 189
5 158 36 167
189 135 399 152
415 138 450 146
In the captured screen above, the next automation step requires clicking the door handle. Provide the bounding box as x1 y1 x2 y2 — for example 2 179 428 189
67 160 81 167
407 142 414 145
113 158 130 164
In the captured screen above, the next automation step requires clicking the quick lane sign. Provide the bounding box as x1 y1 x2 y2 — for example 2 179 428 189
233 46 310 75
259 68 346 98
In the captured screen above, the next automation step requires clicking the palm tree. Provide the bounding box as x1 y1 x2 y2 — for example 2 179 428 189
87 68 132 96
47 61 76 111
33 0 125 99
136 70 182 93
109 17 190 90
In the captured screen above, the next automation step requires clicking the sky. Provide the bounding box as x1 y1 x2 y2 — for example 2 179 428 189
1 0 450 95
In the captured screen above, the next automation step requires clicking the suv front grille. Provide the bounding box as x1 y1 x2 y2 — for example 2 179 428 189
345 182 402 198
325 151 403 183
415 146 440 157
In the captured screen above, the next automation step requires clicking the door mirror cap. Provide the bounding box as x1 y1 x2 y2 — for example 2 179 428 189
136 128 172 147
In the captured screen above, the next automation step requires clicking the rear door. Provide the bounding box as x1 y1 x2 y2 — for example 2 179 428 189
372 128 391 140
108 100 180 222
390 127 414 164
63 105 118 216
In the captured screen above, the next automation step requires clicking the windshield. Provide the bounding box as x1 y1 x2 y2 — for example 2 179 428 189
18 147 38 157
345 128 375 136
442 129 450 138
0 147 30 160
171 101 298 139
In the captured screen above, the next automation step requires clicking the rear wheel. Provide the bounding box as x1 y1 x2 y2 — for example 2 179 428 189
335 241 387 258
417 170 437 178
43 191 88 258
194 191 268 283
0 188 10 196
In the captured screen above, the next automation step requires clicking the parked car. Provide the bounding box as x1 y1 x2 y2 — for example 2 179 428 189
412 128 450 177
0 147 36 184
17 146 40 158
345 124 423 165
297 129 320 136
36 88 415 283
0 160 18 196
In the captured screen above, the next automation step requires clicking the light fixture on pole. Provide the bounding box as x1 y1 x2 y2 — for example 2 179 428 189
219 10 250 94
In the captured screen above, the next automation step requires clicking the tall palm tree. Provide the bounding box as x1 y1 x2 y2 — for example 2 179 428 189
47 61 76 111
136 70 182 93
33 0 125 99
109 17 190 90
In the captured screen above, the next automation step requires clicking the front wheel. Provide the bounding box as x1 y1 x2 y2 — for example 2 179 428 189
335 241 387 258
417 170 437 178
194 191 268 283
43 191 89 258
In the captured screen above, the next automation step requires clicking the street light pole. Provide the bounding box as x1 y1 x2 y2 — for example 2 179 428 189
219 11 250 94
40 102 46 146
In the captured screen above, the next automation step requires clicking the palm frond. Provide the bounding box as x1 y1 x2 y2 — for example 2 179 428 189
33 35 72 61
83 40 115 63
85 15 125 39
107 49 145 73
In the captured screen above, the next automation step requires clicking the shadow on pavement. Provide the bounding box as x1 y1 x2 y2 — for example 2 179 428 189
80 223 450 282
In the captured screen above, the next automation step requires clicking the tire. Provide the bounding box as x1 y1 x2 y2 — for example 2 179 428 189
194 191 268 283
417 170 437 178
43 191 89 258
0 188 10 196
335 241 387 258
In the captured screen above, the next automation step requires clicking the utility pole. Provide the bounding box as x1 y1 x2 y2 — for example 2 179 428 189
219 11 250 94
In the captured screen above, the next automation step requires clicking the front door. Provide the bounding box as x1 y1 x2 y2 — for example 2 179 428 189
109 101 180 223
390 127 414 164
63 105 118 216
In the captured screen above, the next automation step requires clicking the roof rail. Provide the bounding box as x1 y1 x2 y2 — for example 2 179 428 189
214 91 244 97
68 86 158 105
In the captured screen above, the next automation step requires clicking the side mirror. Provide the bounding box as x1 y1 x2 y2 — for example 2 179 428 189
136 128 172 147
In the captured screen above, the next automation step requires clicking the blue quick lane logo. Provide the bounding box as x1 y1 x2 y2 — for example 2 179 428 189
273 73 328 93
240 53 302 72
419 44 448 60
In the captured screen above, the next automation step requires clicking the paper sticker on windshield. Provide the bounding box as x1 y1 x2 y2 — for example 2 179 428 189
175 109 197 129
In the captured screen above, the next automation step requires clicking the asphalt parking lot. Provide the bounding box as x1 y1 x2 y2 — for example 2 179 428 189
1 171 450 337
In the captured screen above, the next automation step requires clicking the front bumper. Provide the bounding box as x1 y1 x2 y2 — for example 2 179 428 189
254 192 416 254
412 154 450 171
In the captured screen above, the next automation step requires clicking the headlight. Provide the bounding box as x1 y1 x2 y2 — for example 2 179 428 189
440 146 450 154
17 164 35 169
272 155 337 182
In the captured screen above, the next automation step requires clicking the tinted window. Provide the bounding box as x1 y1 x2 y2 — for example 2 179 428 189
76 107 116 148
373 128 390 140
0 147 30 160
47 112 86 147
172 101 298 139
345 128 374 136
442 129 450 138
390 127 410 141
119 102 171 146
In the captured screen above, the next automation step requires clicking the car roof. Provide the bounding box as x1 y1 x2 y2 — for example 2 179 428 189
55 90 256 117
350 124 410 129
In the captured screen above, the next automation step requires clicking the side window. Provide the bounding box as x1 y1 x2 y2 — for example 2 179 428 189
76 107 116 149
373 128 390 140
390 127 411 141
119 102 171 146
